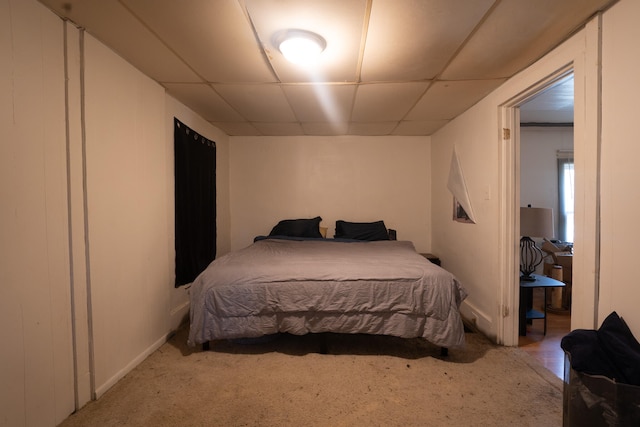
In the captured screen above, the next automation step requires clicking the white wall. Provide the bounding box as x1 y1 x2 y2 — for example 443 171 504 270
80 30 231 400
0 1 75 425
83 31 232 399
83 35 176 397
521 127 574 238
599 0 640 333
430 103 503 336
78 28 232 402
1 1 232 424
229 136 431 252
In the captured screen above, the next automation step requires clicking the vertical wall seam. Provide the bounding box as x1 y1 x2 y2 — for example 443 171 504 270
62 19 80 411
78 28 96 400
593 13 603 328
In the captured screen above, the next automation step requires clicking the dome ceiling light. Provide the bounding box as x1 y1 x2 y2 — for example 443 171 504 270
274 29 326 65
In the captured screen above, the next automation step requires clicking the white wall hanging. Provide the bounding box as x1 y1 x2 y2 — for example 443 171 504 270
447 146 476 224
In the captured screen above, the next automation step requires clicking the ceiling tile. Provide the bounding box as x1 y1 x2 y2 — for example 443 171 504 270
214 84 297 122
521 75 574 123
37 0 616 136
348 122 398 136
39 0 201 82
163 83 244 122
301 122 350 136
442 0 615 80
282 84 356 122
522 75 574 111
361 0 494 81
245 0 367 83
352 82 430 122
394 120 450 136
251 122 304 136
406 80 505 121
212 122 261 136
122 0 276 83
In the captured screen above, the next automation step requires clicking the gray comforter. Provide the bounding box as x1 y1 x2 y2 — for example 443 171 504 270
188 238 467 348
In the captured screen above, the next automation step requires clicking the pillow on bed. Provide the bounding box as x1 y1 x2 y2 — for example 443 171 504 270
269 216 323 238
334 220 389 241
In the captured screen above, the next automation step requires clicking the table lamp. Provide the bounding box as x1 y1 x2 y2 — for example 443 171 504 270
520 205 554 281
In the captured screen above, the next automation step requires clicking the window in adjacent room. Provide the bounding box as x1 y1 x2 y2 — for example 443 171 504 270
557 150 574 243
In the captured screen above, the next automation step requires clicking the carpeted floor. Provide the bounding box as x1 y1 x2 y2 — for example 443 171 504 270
60 326 563 426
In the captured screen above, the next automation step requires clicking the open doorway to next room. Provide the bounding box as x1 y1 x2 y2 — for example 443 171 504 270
518 73 574 379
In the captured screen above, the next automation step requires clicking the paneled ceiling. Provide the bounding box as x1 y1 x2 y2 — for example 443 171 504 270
520 74 575 124
38 0 616 136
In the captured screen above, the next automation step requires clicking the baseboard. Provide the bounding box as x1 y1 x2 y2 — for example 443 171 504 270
459 301 494 341
170 300 190 331
170 300 190 316
94 299 191 400
94 333 169 399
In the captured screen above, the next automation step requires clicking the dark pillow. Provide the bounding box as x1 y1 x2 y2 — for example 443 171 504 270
269 216 323 238
334 220 389 241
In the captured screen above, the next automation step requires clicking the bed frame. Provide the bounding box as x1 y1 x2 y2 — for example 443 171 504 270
201 336 449 356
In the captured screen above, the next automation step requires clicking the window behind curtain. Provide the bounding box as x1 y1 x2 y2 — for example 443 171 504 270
557 152 574 243
174 118 216 287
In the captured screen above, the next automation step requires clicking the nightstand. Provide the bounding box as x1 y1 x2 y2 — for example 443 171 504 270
420 253 441 266
519 274 565 336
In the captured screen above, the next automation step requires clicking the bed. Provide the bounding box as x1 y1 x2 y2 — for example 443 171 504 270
187 218 468 352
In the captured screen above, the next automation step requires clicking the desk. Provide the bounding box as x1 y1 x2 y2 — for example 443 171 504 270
519 274 565 336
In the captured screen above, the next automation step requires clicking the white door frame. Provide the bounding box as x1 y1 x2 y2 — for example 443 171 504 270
497 65 575 346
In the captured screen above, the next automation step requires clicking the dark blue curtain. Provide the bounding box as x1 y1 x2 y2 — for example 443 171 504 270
174 118 216 287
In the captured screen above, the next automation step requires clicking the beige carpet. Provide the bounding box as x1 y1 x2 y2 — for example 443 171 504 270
60 326 563 426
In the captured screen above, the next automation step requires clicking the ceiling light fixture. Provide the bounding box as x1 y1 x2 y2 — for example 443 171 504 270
274 29 326 65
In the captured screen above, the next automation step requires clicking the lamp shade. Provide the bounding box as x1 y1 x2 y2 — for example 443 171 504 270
520 207 554 238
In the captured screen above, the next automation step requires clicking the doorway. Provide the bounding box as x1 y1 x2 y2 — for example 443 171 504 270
497 64 582 346
517 73 574 378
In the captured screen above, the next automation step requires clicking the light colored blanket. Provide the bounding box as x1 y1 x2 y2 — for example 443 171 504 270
188 239 467 348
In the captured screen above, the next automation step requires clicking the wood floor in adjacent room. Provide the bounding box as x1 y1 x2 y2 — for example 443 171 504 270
519 287 572 379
